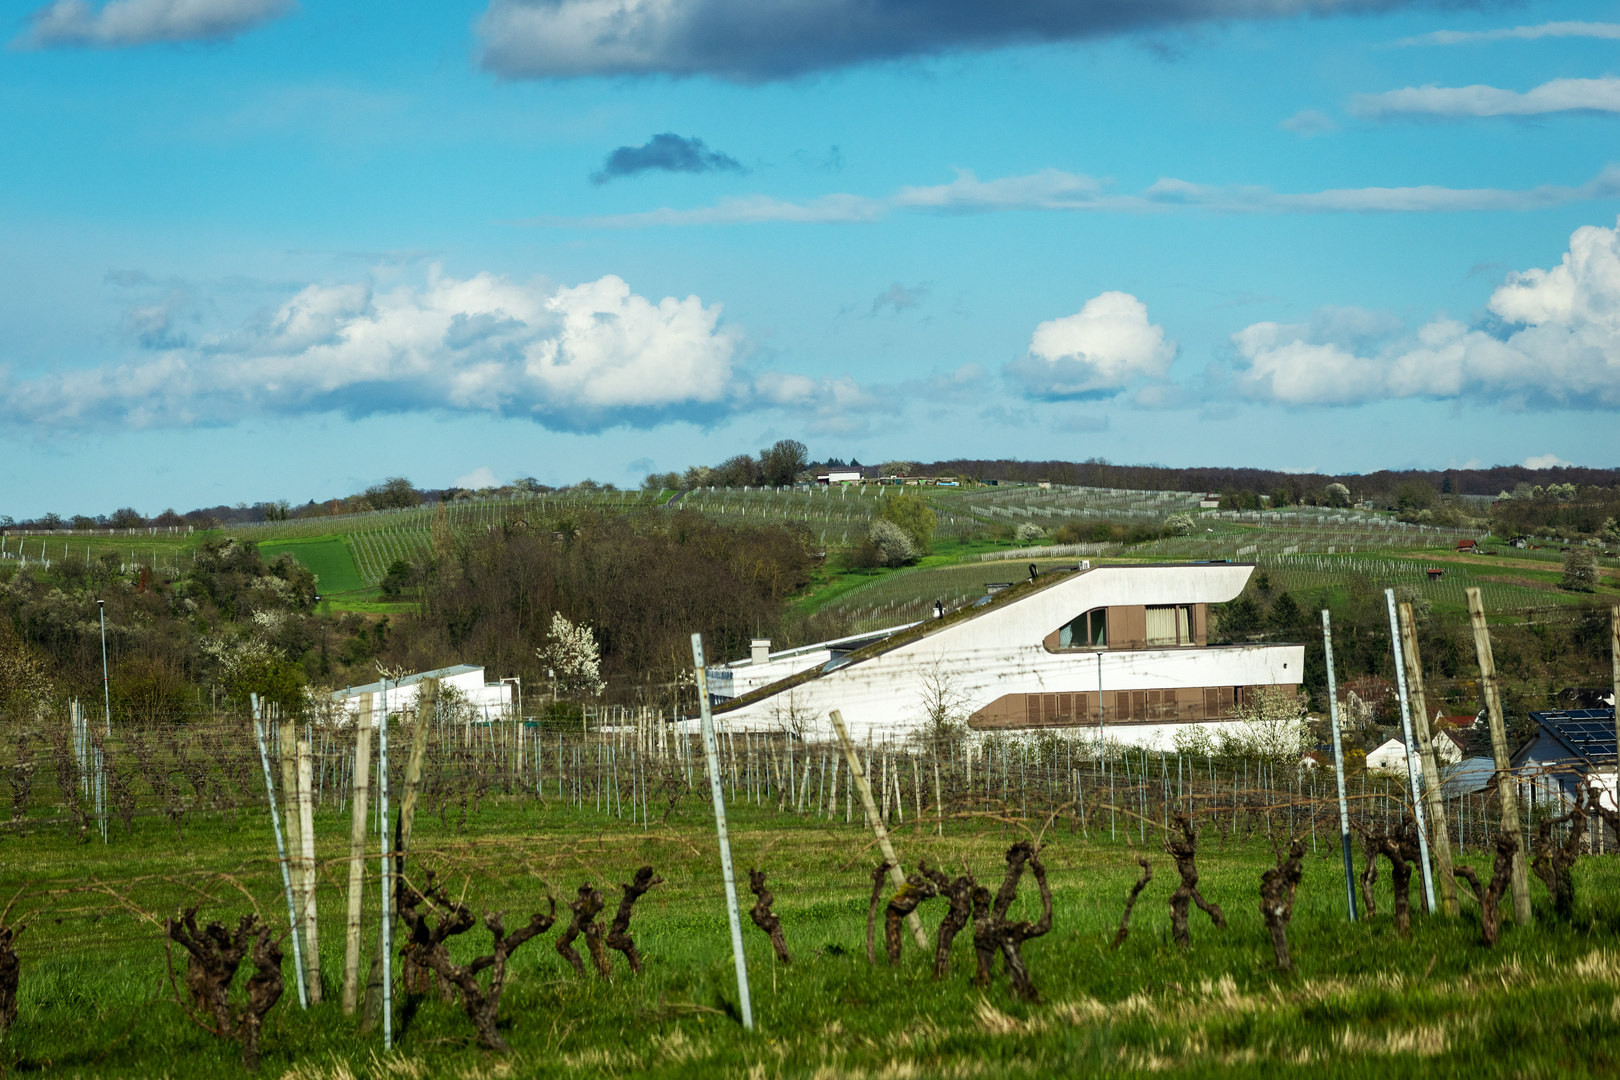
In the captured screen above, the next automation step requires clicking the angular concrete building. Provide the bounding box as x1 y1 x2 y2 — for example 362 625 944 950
710 562 1303 746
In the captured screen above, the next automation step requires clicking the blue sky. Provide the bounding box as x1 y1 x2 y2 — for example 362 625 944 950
2 0 1619 517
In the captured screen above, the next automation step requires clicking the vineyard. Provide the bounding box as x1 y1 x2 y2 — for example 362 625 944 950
3 692 1620 1077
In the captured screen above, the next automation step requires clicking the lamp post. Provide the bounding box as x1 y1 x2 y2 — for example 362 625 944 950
97 599 111 735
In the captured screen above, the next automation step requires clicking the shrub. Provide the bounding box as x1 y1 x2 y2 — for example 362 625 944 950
1165 513 1195 536
1561 548 1598 592
880 494 936 552
869 519 918 567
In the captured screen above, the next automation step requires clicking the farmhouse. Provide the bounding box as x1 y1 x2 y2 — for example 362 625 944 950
329 663 513 724
711 562 1304 746
1507 708 1618 811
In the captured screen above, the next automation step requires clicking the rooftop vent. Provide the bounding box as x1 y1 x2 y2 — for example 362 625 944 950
751 638 771 665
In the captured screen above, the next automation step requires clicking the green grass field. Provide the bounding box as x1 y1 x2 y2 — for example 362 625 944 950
7 794 1620 1078
260 537 366 596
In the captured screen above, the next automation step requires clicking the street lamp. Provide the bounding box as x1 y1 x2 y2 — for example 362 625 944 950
97 599 110 736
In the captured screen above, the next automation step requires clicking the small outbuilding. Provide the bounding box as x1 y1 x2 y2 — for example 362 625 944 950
329 663 514 725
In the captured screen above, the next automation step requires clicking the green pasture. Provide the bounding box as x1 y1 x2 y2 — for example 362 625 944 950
6 798 1620 1078
259 536 365 596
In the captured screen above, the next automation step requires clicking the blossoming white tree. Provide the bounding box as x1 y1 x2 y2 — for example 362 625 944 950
536 612 605 700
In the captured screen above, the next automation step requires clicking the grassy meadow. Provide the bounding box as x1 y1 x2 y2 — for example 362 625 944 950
6 793 1620 1078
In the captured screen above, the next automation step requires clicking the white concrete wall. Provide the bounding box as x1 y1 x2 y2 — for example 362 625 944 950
336 668 512 725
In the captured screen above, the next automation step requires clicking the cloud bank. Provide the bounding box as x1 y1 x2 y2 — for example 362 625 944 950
1353 76 1620 119
1231 216 1620 408
1007 292 1176 399
591 133 744 184
540 165 1620 227
14 0 293 48
1395 21 1620 46
0 269 752 431
477 0 1437 82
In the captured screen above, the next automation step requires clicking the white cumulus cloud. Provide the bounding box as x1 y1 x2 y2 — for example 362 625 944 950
0 268 747 431
1231 216 1620 408
454 466 502 489
1352 76 1620 119
1522 453 1574 469
1006 292 1176 399
14 0 293 48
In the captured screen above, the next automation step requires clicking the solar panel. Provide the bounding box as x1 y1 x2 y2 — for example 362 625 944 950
1532 708 1618 761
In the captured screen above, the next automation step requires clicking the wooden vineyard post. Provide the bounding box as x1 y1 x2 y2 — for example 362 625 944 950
691 634 753 1031
828 709 929 950
251 695 307 1009
1466 587 1532 926
1385 589 1437 914
1398 602 1458 916
296 740 322 1002
279 715 306 960
1320 611 1357 921
394 682 434 880
341 693 373 1014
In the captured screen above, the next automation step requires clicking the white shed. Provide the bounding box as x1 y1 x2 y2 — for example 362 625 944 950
329 664 513 725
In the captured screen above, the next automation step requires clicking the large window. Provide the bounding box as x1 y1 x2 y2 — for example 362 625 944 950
1058 608 1107 648
1146 604 1193 646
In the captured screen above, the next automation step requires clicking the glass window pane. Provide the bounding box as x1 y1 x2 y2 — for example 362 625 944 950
1146 605 1177 645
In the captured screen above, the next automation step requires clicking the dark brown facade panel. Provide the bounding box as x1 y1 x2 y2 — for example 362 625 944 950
967 684 1289 729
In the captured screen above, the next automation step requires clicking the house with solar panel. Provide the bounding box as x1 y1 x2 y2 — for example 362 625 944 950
1507 708 1619 812
708 561 1304 746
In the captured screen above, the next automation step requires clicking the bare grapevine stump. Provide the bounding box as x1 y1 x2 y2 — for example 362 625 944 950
555 884 605 978
1359 832 1380 919
606 866 663 974
884 867 940 965
922 865 976 979
1456 833 1518 946
1532 799 1587 922
1165 814 1225 948
1356 817 1421 935
1111 859 1153 950
970 841 1054 1002
165 908 284 1071
399 870 475 1001
397 874 555 1053
865 861 891 965
1260 839 1306 971
0 920 24 1032
239 923 284 1072
747 868 791 965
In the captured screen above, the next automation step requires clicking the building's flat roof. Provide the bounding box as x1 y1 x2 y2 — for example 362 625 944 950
332 663 483 700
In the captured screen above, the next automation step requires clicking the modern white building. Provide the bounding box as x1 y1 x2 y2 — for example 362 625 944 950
710 562 1305 747
329 663 514 724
